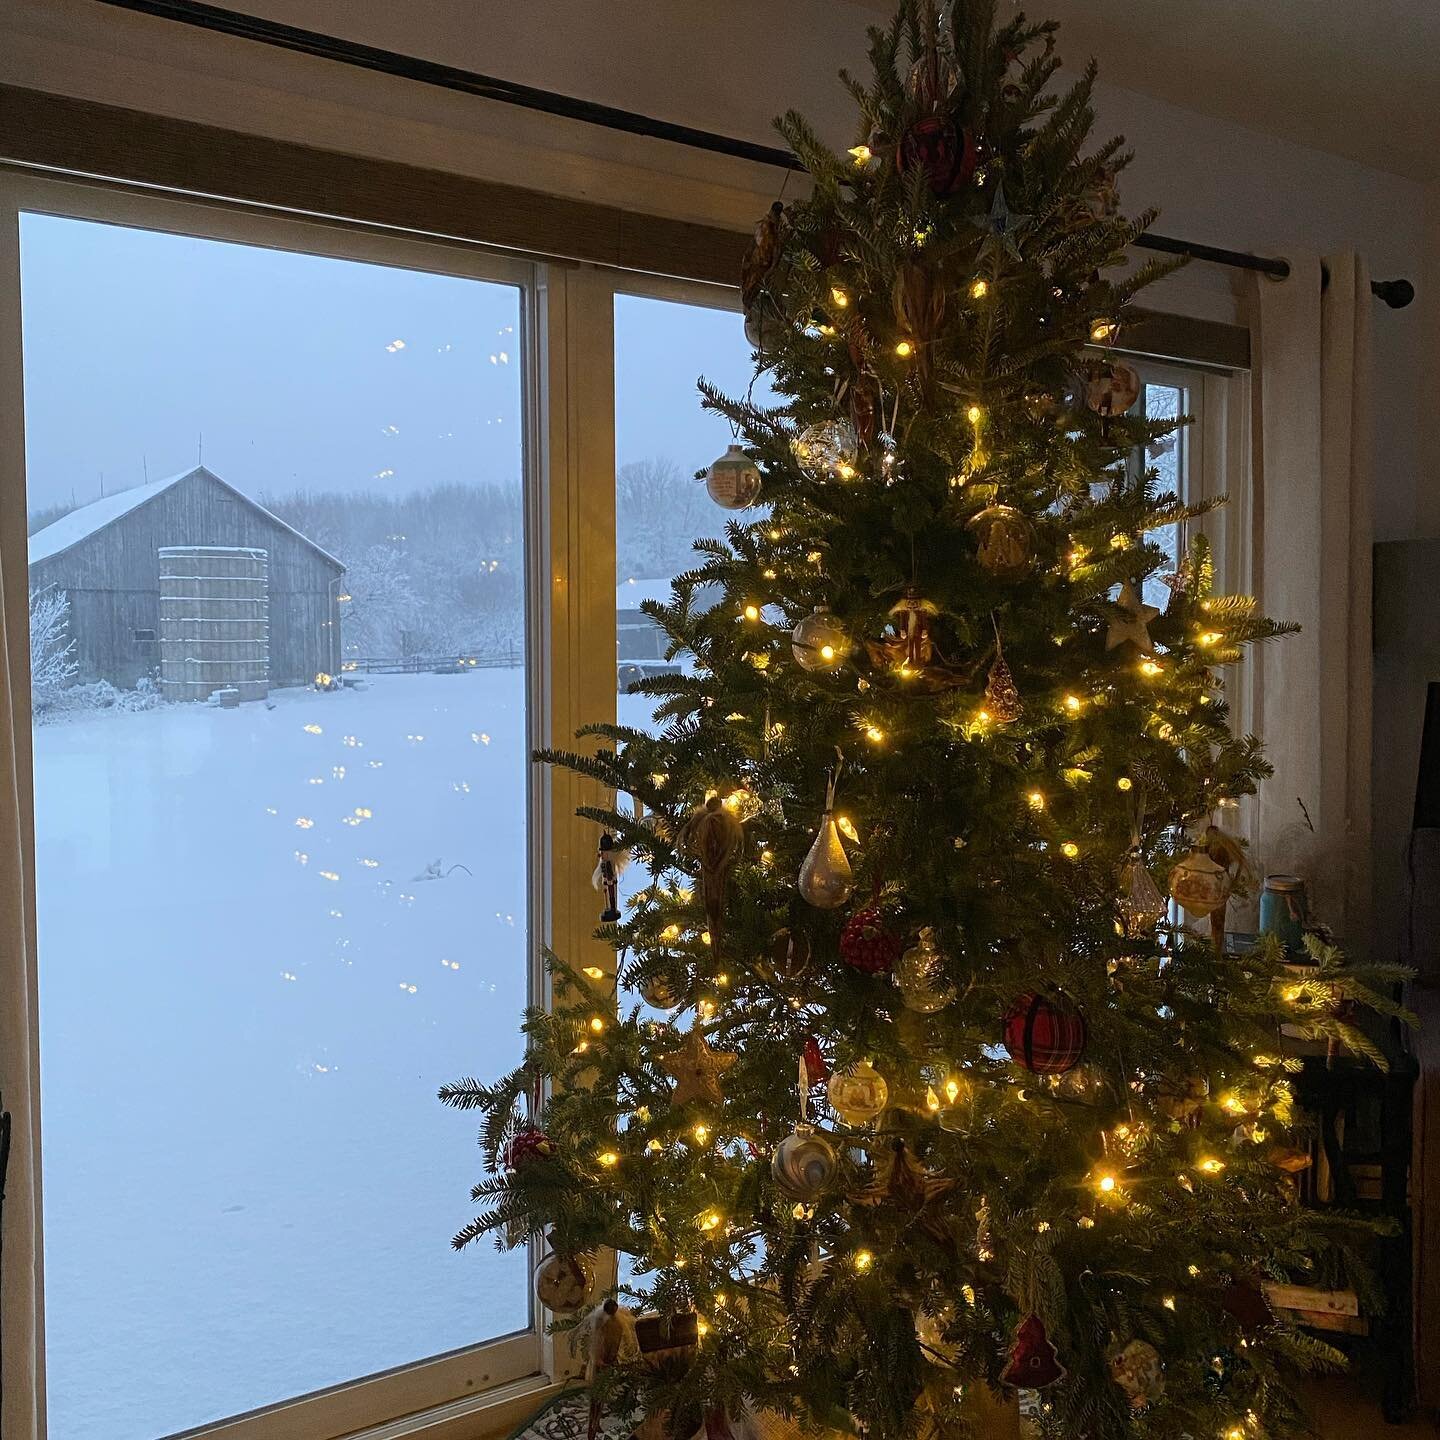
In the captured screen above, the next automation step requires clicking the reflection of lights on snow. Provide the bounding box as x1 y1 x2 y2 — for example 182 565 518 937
281 971 297 982
319 870 340 882
367 760 383 768
452 781 470 793
385 338 406 352
294 851 309 864
471 732 490 745
307 777 324 785
313 1063 330 1073
436 343 452 353
399 982 418 994
295 817 314 829
332 766 345 779
406 734 425 742
343 735 362 748
372 469 394 481
441 958 461 970
495 911 516 926
303 724 322 735
265 806 277 815
360 858 379 868
354 807 372 818
381 424 399 435
399 892 415 904
329 909 343 919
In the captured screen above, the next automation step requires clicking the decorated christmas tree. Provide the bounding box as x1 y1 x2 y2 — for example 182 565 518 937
443 4 1408 1436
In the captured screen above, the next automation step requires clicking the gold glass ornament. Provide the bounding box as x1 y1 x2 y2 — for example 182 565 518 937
791 606 852 671
893 928 954 1013
771 1122 837 1200
799 813 853 908
966 504 1035 580
983 654 1022 723
704 444 763 510
793 418 858 479
1169 846 1232 918
827 1057 889 1126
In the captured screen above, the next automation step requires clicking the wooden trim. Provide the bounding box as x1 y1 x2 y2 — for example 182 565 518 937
0 85 1248 369
0 85 748 285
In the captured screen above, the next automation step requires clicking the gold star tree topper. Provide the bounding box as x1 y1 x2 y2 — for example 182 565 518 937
660 1023 738 1106
1105 580 1161 656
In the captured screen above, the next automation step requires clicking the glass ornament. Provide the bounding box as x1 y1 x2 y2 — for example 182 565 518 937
827 1057 889 1126
535 1250 594 1314
966 504 1035 580
1108 1338 1165 1410
799 811 853 908
704 444 763 510
893 927 954 1013
791 606 851 671
1118 855 1167 934
771 1122 837 1200
793 418 858 479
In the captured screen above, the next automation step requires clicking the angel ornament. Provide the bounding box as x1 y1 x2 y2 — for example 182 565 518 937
677 795 745 939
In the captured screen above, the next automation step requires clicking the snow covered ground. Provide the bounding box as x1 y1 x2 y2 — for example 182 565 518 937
35 671 532 1440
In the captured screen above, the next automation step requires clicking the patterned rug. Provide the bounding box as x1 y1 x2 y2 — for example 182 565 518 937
507 1390 631 1440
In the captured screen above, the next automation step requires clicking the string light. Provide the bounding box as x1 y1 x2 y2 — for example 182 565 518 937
1096 1172 1118 1195
864 724 885 743
1026 790 1046 811
692 1123 710 1145
1197 1156 1226 1175
966 404 983 425
1090 318 1119 343
831 286 850 308
597 1150 619 1167
895 339 914 358
1061 841 1080 859
848 144 872 165
1162 1295 1176 1311
969 278 989 299
646 1138 663 1154
742 603 761 621
1063 694 1082 713
589 1016 606 1033
697 1209 722 1232
851 1249 874 1273
1116 776 1133 791
583 965 605 980
1198 630 1222 646
1139 660 1163 678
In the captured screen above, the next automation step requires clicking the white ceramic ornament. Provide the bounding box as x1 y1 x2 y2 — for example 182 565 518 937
793 418 858 479
1169 846 1232 918
791 606 851 671
893 927 955 1013
827 1057 889 1126
704 444 763 510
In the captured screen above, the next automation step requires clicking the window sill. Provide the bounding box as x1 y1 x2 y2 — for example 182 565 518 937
342 1374 570 1440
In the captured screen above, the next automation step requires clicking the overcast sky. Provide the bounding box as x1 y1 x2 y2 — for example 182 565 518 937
19 214 765 520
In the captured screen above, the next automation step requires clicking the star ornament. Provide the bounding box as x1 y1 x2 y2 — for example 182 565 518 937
660 1024 738 1106
1105 581 1161 656
971 184 1031 261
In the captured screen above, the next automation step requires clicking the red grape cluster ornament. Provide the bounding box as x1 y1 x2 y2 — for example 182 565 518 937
1002 992 1087 1075
501 1126 556 1172
840 906 902 975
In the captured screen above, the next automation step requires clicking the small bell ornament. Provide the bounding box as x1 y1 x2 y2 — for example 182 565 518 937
1108 1338 1164 1410
894 927 954 1013
793 418 858 480
791 606 851 671
799 767 853 909
966 504 1036 581
1001 1314 1066 1388
704 444 763 510
772 1057 837 1201
591 832 629 923
827 1056 889 1126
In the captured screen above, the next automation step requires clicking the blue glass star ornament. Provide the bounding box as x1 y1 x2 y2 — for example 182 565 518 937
972 185 1030 261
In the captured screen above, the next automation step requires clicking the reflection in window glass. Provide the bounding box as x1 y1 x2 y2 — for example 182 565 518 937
1142 381 1185 612
22 215 530 1440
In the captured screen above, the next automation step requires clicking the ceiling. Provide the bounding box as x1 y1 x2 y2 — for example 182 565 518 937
855 0 1440 183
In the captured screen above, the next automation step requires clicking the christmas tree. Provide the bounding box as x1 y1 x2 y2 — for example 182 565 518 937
443 4 1408 1436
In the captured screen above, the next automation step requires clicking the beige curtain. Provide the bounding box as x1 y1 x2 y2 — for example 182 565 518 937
0 529 44 1437
1250 253 1374 942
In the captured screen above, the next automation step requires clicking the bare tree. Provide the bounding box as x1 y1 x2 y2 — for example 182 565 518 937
616 457 715 581
30 585 78 711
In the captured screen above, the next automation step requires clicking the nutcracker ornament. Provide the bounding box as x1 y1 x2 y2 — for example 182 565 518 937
592 832 629 924
677 796 745 939
1108 1338 1165 1410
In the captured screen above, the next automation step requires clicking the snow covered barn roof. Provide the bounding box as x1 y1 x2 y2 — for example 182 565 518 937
28 465 344 571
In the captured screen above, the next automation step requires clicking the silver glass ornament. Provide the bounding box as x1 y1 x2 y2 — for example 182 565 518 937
793 418 858 479
791 606 851 671
893 927 954 1013
704 444 763 510
771 1122 837 1200
799 811 853 908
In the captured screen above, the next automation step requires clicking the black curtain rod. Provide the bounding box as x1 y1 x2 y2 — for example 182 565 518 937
97 0 1414 310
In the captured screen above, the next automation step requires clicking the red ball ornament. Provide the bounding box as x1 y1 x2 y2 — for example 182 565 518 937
839 907 903 975
1002 992 1087 1075
501 1126 556 1171
896 117 977 198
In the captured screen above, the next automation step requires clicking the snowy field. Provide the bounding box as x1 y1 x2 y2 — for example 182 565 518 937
35 671 532 1440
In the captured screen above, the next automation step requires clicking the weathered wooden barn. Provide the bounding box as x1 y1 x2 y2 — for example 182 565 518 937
28 465 345 698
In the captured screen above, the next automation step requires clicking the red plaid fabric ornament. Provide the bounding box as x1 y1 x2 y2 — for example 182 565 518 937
1002 992 1087 1075
896 116 977 197
840 906 903 975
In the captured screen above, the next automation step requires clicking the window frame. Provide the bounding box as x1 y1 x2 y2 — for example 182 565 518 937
0 170 594 1440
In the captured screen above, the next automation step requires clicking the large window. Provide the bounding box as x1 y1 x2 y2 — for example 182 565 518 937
0 177 1252 1440
13 194 540 1440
